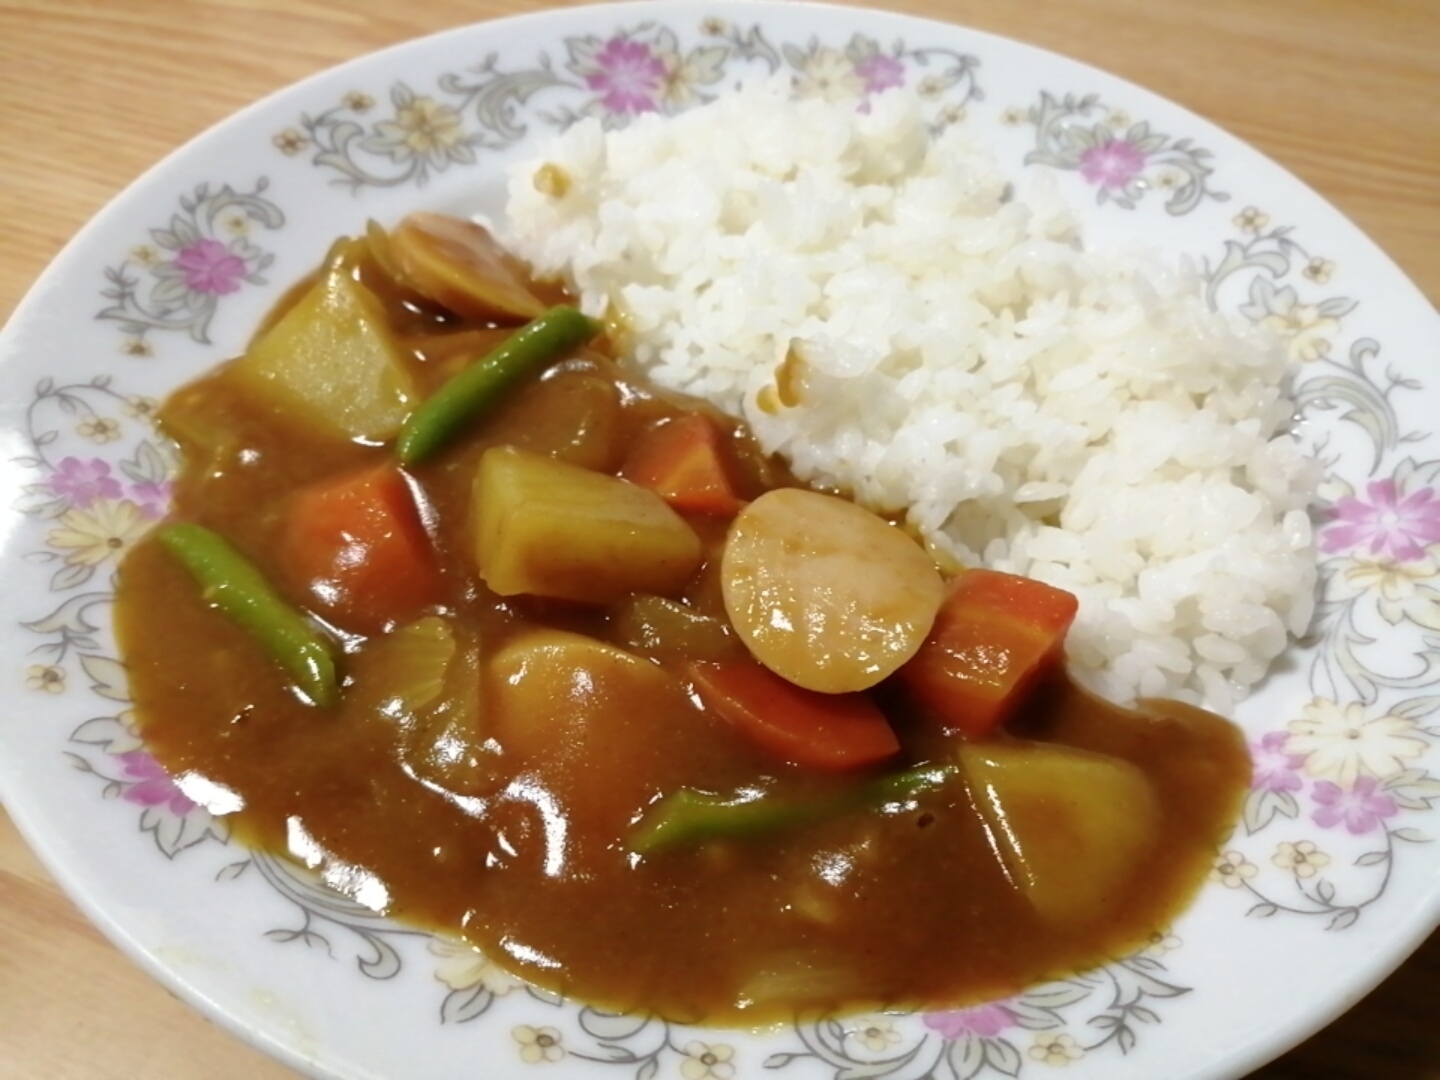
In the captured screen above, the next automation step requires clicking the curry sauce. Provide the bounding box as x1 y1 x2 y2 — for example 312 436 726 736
114 218 1251 1025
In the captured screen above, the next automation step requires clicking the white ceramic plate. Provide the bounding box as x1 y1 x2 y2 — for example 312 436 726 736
3 3 1438 1078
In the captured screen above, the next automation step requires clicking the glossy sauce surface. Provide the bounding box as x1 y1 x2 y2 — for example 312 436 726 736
115 236 1252 1024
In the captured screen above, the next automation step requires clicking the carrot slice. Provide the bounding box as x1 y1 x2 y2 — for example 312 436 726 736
621 413 745 517
282 463 444 634
895 569 1079 739
687 658 900 770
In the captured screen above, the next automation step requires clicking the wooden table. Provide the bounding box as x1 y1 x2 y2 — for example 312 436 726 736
1 0 1436 1076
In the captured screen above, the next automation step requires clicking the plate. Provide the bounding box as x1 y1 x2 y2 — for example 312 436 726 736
2 3 1438 1078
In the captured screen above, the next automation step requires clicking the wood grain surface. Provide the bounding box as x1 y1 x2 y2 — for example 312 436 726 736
1 1 1436 1077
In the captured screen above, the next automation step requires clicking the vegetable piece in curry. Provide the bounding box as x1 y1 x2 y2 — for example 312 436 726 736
114 213 1251 1025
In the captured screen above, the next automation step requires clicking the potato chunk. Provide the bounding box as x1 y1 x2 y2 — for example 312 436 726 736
485 630 689 834
473 446 703 603
232 267 416 441
487 630 676 762
959 742 1160 927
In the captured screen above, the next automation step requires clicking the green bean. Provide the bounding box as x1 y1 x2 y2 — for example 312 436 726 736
396 305 602 465
157 522 339 707
630 764 963 855
867 763 959 804
630 788 826 855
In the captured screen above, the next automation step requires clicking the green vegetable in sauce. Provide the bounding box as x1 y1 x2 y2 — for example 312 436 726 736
630 788 819 854
157 522 339 707
630 763 961 855
869 763 959 804
396 305 602 465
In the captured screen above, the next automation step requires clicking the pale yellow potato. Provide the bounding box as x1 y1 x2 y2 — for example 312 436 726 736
720 488 943 693
472 446 702 604
230 267 416 441
485 629 690 830
959 742 1161 927
486 629 676 760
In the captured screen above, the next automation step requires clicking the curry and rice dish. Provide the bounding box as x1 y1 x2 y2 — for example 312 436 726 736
116 211 1248 1022
115 85 1315 1024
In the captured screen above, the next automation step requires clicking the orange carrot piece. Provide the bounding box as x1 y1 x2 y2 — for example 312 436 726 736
621 413 745 517
282 463 444 634
896 569 1079 739
688 658 900 770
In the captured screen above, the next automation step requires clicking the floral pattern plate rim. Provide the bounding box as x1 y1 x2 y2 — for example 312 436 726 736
2 3 1439 1080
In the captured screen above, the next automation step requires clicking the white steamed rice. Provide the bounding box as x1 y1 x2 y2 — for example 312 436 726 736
501 78 1319 711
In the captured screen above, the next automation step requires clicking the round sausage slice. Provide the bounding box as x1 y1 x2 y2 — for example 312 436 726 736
720 488 944 693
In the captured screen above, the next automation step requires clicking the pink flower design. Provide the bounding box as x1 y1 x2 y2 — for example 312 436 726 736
117 751 196 816
923 1001 1016 1040
1251 730 1306 794
855 53 905 96
1078 138 1147 189
1320 479 1440 562
1311 776 1398 835
130 479 172 518
49 457 123 508
585 38 666 115
174 238 248 295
